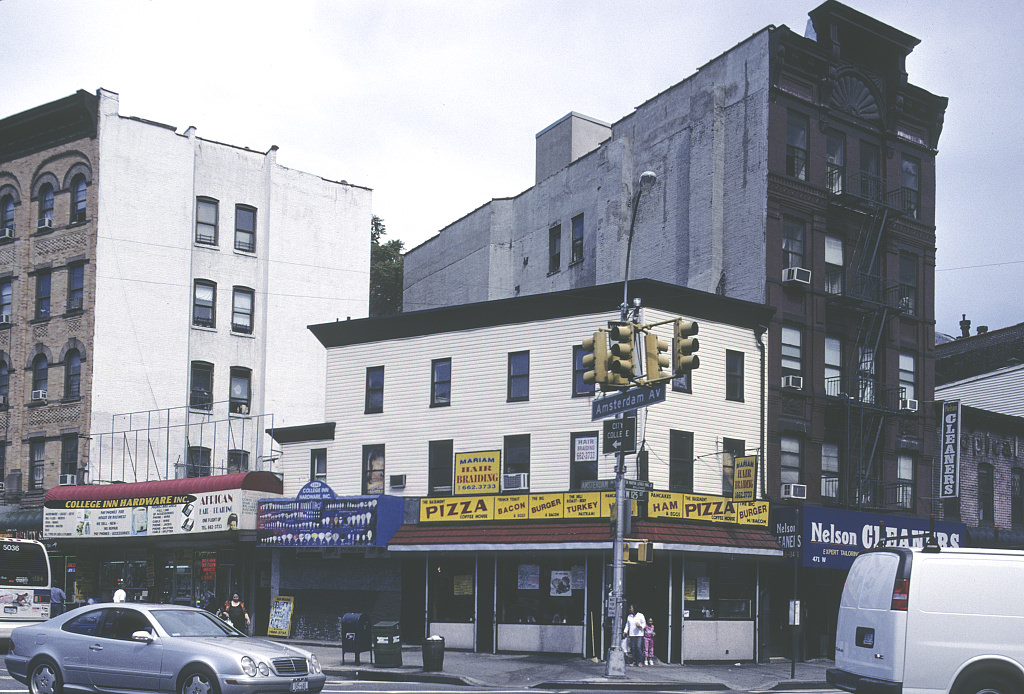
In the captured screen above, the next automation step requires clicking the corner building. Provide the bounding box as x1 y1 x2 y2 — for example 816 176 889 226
403 1 946 658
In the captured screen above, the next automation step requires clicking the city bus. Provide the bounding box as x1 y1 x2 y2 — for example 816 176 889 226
0 539 50 638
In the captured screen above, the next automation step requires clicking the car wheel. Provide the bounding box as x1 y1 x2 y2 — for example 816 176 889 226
958 672 1018 694
178 667 220 694
28 658 62 694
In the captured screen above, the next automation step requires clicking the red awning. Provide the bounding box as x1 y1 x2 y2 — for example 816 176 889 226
387 518 782 556
45 471 282 503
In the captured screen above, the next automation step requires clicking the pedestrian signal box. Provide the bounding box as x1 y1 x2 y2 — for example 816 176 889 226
623 539 652 564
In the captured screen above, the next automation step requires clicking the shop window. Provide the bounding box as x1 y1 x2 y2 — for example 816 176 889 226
684 559 755 621
497 555 585 625
428 556 475 623
428 440 454 495
569 431 598 489
363 444 384 494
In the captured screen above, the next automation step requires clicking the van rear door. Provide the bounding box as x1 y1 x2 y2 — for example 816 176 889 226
833 549 907 686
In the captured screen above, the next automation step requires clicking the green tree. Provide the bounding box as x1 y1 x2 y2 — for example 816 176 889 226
369 215 404 317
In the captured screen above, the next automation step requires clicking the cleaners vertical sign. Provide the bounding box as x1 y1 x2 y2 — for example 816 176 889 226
940 400 961 498
454 450 501 495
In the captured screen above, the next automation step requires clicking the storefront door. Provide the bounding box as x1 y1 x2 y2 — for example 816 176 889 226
475 554 495 653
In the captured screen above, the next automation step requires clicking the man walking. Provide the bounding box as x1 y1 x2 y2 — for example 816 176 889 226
624 603 647 666
50 584 67 617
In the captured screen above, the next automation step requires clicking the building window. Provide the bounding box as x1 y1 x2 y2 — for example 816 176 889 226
508 351 530 402
782 216 805 269
504 434 530 481
1 278 12 321
859 141 882 201
899 353 916 402
30 439 45 490
310 448 327 482
780 326 802 378
227 449 249 473
821 442 840 499
726 351 744 402
0 361 9 405
235 205 256 253
431 358 451 407
570 431 599 489
365 366 384 414
363 444 385 494
781 436 801 485
786 111 809 180
573 345 595 397
229 367 251 415
1 195 13 232
548 225 561 273
36 271 51 319
428 440 454 495
231 287 254 334
825 336 842 397
0 443 6 487
826 130 845 194
38 184 54 226
1012 469 1024 529
193 280 216 328
70 175 87 224
899 253 918 316
897 453 914 510
32 354 48 394
67 263 85 312
187 446 212 478
901 155 920 219
61 435 78 477
722 438 745 497
669 430 694 492
858 345 876 405
196 197 218 245
571 214 584 264
65 350 81 399
825 235 844 295
190 361 213 410
978 463 994 527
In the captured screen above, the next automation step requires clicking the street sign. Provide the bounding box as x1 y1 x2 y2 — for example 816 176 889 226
603 417 636 454
580 480 615 492
591 384 667 421
623 479 653 500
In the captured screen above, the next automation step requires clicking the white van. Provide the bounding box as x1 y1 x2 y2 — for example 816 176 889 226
827 545 1024 694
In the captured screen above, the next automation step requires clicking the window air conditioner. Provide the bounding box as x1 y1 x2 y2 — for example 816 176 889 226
59 474 77 486
31 389 47 401
389 474 406 489
781 483 808 500
503 473 529 492
0 395 6 406
37 217 53 229
0 227 12 239
0 481 5 492
782 375 803 390
900 398 919 412
782 267 812 285
0 314 10 324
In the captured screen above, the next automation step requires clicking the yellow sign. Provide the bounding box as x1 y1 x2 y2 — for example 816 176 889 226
454 450 501 495
733 455 757 501
647 492 769 527
494 495 529 521
267 596 294 638
420 496 495 522
563 492 602 519
529 494 564 519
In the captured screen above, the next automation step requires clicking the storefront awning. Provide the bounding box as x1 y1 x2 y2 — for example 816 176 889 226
45 471 282 503
0 506 43 532
388 519 783 556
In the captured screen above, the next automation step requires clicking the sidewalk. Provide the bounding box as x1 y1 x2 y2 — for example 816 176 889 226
282 640 835 690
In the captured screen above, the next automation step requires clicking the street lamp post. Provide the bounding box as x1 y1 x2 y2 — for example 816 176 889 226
605 170 657 678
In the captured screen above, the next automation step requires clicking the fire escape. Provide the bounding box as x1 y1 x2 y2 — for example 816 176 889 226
823 165 915 510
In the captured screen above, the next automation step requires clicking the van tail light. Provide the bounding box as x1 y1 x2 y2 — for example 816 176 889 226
891 578 910 611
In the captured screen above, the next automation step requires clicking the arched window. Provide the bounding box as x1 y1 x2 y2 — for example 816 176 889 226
38 184 54 228
70 175 87 224
32 354 48 396
65 350 81 399
0 360 8 406
1 196 14 232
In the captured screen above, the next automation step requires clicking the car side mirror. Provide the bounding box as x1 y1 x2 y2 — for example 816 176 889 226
132 630 154 644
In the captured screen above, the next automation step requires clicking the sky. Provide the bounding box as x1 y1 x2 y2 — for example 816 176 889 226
2 0 1021 337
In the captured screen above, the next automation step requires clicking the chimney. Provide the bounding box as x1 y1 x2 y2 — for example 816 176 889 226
978 326 988 335
959 314 971 338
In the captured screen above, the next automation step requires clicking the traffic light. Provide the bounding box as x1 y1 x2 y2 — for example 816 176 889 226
623 539 652 563
673 319 700 375
609 322 635 388
581 331 610 387
643 331 672 383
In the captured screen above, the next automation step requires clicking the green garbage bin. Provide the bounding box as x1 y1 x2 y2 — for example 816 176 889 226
372 621 402 668
422 635 444 671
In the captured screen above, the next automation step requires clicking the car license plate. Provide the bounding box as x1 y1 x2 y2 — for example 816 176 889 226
4 606 16 615
290 679 307 692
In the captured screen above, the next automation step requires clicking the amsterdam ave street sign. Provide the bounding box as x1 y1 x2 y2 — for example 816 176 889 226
591 384 667 421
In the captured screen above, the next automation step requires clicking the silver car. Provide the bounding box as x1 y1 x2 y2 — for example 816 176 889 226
5 603 325 694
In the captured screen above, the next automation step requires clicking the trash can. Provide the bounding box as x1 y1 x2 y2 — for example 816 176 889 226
422 634 445 671
372 620 402 668
341 613 371 664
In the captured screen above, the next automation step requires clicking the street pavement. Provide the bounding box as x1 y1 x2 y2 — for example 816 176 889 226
283 640 835 690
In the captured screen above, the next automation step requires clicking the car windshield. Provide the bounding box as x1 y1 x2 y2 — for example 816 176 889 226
151 609 245 637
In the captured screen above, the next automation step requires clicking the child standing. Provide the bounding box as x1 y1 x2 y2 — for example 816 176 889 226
643 617 656 665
